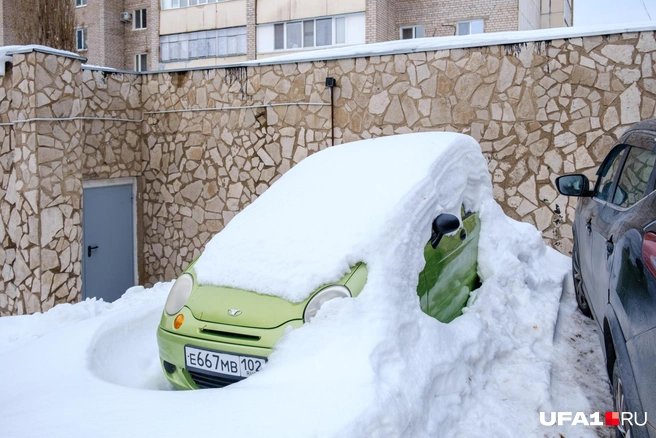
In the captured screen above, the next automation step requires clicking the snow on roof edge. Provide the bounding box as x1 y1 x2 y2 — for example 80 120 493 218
244 21 656 67
0 45 87 76
144 21 656 75
2 22 656 76
81 64 139 75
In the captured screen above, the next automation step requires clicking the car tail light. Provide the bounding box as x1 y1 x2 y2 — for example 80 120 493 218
643 232 656 278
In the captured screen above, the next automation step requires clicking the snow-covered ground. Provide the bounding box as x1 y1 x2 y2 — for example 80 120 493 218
0 235 612 438
0 134 613 437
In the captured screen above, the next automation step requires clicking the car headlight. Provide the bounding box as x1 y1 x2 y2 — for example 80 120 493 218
303 285 351 323
165 273 194 315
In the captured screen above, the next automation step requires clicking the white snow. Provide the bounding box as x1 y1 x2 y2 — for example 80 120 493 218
245 22 656 67
195 132 490 302
0 133 612 437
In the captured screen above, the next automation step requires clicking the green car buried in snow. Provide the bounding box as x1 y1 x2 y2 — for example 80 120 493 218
156 209 480 390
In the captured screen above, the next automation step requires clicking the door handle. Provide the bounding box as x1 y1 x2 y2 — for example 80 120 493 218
606 241 614 257
460 229 467 241
88 245 99 257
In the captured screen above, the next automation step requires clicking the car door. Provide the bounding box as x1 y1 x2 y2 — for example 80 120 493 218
421 207 480 323
585 145 628 319
605 141 656 433
606 143 656 339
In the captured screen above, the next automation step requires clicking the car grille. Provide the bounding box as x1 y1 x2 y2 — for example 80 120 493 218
188 369 243 389
198 328 261 342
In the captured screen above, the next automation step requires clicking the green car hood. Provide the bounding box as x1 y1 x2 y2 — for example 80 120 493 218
184 264 364 329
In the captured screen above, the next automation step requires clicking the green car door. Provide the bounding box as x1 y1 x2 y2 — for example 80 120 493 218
419 208 480 323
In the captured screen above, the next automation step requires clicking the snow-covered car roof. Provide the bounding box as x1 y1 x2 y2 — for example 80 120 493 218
194 132 492 302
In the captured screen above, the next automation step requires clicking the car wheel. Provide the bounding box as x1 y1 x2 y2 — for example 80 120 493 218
612 361 632 438
572 245 592 318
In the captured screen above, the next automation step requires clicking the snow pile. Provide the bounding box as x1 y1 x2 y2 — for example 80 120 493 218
195 132 490 301
0 133 607 437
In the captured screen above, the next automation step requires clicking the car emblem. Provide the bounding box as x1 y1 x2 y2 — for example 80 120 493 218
227 308 243 317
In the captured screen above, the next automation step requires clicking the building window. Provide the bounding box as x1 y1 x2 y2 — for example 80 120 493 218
400 25 425 40
160 27 247 62
161 0 221 10
272 16 347 51
76 0 87 7
134 9 147 30
135 54 148 72
457 20 484 35
274 24 284 50
76 28 88 51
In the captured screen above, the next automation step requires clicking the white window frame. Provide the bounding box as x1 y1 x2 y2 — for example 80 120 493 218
456 19 484 36
133 9 147 30
135 53 148 72
76 27 88 51
273 16 348 52
399 25 425 40
564 0 572 26
159 27 247 62
162 0 219 9
76 0 87 7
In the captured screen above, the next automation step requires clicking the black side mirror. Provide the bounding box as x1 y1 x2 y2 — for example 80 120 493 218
431 213 460 248
555 174 591 197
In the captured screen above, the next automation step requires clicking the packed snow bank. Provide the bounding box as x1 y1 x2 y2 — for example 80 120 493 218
0 133 609 437
195 132 490 302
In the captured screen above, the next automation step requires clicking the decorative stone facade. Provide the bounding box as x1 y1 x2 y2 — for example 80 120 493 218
2 29 656 315
0 50 143 316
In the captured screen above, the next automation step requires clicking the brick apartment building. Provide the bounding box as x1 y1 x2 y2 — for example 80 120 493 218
0 0 20 47
73 0 161 71
0 0 161 71
2 0 573 71
159 0 573 70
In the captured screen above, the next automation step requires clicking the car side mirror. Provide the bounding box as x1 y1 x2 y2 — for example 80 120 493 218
431 213 460 249
555 174 591 197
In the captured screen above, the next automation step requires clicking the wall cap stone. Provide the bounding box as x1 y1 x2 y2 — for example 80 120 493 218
3 45 87 63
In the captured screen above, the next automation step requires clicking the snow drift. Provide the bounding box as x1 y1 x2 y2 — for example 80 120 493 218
195 132 490 301
0 133 606 438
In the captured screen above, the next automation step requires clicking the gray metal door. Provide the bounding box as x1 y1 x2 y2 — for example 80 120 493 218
82 183 135 302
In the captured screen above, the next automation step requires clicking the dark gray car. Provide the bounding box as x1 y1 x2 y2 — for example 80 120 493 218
556 118 656 438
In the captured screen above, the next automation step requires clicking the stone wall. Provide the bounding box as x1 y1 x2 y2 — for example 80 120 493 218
2 29 656 315
0 50 142 316
140 66 333 284
138 31 656 272
0 63 15 311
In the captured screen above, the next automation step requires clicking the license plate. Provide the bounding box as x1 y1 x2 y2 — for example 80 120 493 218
184 346 267 379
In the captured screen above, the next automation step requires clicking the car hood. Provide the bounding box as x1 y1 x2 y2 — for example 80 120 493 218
184 264 362 329
186 282 307 329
